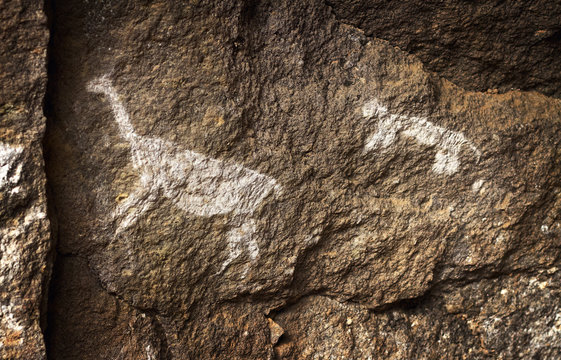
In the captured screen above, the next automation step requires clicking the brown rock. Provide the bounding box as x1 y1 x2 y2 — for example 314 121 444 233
267 318 284 345
274 268 561 359
46 256 164 360
0 1 50 358
328 0 561 98
0 0 556 358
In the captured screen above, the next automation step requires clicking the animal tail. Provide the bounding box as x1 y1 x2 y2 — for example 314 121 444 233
87 75 137 143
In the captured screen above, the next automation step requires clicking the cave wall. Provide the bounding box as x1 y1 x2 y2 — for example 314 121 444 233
1 0 561 359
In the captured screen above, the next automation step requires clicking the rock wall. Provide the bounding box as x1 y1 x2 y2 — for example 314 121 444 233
328 0 561 98
1 0 561 359
0 1 50 359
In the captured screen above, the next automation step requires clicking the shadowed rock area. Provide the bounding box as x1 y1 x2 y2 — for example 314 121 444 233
327 0 561 98
1 0 560 359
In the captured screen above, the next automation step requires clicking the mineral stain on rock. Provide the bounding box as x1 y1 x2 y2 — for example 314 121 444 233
0 143 24 191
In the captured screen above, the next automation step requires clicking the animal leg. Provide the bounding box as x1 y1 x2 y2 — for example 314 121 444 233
113 184 157 234
244 219 259 262
218 219 258 276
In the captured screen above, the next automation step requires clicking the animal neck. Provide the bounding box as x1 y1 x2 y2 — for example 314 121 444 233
103 88 138 143
88 77 138 143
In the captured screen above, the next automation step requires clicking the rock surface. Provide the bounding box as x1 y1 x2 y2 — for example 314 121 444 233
0 0 559 359
43 0 561 358
46 256 164 360
328 0 561 98
275 267 561 359
0 1 50 359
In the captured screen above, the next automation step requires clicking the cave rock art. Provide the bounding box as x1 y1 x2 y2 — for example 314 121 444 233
362 98 481 175
87 76 281 274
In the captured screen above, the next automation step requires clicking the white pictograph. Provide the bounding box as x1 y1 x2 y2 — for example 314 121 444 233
87 76 281 274
362 98 480 175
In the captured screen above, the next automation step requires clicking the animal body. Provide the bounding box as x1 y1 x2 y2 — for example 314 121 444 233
87 76 280 273
362 98 480 175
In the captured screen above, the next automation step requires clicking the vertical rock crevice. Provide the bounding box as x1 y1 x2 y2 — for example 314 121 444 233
40 0 56 356
40 0 60 357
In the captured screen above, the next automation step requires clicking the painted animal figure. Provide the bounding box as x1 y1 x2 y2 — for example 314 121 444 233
362 98 480 175
87 75 280 273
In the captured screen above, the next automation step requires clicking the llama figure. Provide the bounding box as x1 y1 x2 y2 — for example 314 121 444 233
87 75 281 274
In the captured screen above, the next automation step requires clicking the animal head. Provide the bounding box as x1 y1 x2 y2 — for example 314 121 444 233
86 74 113 94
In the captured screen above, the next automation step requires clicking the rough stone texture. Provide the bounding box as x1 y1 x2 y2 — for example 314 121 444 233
275 267 561 359
46 256 164 360
327 0 561 98
0 1 50 359
42 0 561 359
